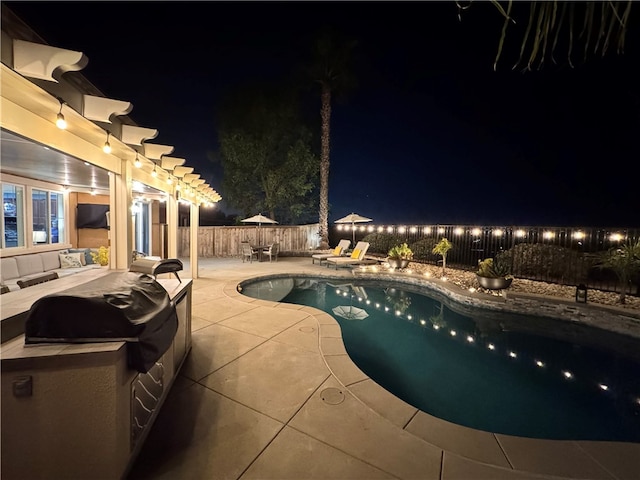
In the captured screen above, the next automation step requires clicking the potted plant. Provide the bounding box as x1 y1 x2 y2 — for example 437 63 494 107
432 237 453 277
387 243 413 269
476 256 513 290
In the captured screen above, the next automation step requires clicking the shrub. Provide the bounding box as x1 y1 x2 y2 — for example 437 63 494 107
408 238 439 262
362 232 405 255
500 243 590 282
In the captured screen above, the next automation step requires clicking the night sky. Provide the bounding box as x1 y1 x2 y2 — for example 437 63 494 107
6 1 640 227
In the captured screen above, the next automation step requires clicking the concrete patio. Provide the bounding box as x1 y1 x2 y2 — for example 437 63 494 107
127 256 640 480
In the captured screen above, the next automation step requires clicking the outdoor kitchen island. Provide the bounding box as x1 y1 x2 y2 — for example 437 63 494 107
0 269 192 480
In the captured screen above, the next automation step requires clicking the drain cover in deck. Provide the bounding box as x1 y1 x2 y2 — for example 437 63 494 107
321 387 345 405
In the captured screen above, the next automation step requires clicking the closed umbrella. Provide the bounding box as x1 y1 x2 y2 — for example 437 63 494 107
241 214 278 245
335 212 373 245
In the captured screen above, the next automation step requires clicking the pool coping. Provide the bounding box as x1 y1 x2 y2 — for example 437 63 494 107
228 270 640 479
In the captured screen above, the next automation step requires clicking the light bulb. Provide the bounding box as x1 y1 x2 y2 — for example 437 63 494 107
55 99 67 129
56 113 67 129
134 154 142 168
103 132 111 154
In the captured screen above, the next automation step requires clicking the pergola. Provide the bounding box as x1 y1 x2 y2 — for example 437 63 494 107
0 9 221 278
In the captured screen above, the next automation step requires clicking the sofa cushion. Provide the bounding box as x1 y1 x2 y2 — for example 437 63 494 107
16 255 44 277
40 250 63 271
1 257 19 282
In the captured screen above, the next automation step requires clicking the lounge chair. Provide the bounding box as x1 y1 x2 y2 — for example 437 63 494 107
311 239 351 264
326 241 370 269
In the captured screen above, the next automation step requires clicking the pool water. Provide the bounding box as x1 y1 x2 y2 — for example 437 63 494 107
241 276 640 442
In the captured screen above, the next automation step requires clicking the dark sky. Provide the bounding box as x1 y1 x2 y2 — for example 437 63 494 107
6 1 640 227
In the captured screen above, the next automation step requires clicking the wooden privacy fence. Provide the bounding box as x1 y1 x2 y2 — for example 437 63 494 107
177 224 320 257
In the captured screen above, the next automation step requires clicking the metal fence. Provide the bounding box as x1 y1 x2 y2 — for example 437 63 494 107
177 223 638 295
330 224 640 295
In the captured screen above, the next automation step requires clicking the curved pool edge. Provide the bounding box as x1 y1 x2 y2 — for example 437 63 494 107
228 271 640 479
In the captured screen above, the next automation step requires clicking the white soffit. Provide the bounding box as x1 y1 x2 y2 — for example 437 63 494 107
173 166 194 178
121 125 158 146
83 95 133 123
161 156 186 170
144 143 174 160
13 39 88 82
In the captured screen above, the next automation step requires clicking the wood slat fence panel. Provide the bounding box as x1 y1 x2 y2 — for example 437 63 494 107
178 224 319 257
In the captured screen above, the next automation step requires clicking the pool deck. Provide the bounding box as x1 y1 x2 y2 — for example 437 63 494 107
129 256 640 480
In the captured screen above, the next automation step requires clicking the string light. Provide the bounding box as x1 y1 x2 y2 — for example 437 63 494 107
134 153 142 168
55 98 67 129
102 132 111 154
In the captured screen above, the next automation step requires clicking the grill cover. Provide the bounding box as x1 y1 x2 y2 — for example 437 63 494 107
24 271 178 373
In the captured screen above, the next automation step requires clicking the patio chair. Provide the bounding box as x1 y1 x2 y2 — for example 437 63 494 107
265 242 279 262
326 241 370 269
241 242 258 263
311 239 351 264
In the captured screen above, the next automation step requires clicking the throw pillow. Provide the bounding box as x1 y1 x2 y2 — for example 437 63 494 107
59 252 83 269
350 249 361 259
68 248 88 266
333 246 341 256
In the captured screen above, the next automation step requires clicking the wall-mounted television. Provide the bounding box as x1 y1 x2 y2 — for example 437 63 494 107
76 204 109 229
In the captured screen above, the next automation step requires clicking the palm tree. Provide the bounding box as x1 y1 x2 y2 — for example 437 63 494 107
458 1 634 71
432 237 453 277
305 29 357 249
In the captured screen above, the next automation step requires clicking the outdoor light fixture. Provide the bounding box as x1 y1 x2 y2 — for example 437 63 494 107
151 163 157 177
55 98 67 129
575 283 588 303
102 132 111 154
134 153 142 168
167 175 173 185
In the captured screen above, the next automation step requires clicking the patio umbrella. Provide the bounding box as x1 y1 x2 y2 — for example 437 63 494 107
335 212 373 245
241 214 278 245
332 305 369 321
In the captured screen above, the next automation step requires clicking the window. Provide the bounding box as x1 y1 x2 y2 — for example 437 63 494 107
1 180 65 250
32 189 64 245
2 183 25 248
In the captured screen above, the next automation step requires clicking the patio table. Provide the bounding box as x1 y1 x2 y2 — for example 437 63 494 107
250 245 269 262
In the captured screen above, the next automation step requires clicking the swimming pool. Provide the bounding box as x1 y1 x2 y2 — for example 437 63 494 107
241 276 640 443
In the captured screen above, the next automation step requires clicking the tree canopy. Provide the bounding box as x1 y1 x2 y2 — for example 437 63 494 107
217 85 319 224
